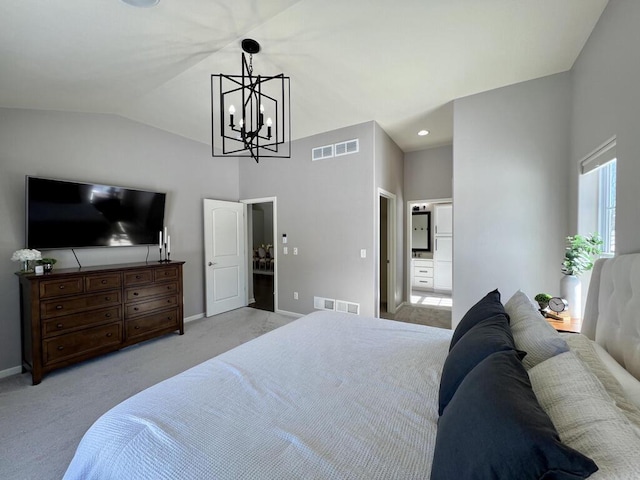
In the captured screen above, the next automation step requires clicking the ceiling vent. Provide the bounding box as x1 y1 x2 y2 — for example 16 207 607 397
312 145 334 161
334 139 359 157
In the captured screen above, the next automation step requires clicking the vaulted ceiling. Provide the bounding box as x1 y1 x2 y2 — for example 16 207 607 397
0 0 608 152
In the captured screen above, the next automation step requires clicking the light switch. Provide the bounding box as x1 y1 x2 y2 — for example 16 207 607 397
360 249 366 258
293 247 298 255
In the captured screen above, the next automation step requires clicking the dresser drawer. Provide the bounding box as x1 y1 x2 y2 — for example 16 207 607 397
124 269 154 286
43 322 122 366
41 291 121 319
414 266 434 278
155 265 179 283
125 295 178 318
42 307 121 337
126 283 178 302
39 277 84 299
413 259 434 268
126 309 179 340
85 273 121 292
413 276 434 289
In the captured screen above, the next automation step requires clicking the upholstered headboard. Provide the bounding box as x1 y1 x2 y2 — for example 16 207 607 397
582 253 640 380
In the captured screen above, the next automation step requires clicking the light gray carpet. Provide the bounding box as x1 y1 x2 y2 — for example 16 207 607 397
0 308 295 480
382 304 452 330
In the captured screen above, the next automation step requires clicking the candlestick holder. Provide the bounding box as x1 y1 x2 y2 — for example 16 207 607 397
167 252 171 263
158 246 163 263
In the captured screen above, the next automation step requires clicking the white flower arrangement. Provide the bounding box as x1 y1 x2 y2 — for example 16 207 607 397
11 249 42 262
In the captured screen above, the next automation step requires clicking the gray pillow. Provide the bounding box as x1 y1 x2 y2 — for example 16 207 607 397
504 290 568 369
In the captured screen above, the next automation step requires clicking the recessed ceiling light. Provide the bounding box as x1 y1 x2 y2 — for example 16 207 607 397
120 0 159 7
418 130 430 136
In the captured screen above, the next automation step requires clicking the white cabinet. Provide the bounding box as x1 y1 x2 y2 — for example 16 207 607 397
434 204 453 236
434 237 453 291
434 203 453 292
412 259 434 290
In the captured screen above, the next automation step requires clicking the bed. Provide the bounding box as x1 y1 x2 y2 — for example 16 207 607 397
64 254 640 479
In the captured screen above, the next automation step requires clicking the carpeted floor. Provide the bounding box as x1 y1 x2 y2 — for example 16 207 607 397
381 304 452 330
0 308 295 480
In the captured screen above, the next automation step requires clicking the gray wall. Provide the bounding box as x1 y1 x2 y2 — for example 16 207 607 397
570 0 640 255
452 73 572 326
239 121 376 316
404 145 453 202
374 123 405 312
0 108 238 374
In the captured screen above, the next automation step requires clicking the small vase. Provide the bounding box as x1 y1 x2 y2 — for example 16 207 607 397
560 274 581 318
21 260 30 272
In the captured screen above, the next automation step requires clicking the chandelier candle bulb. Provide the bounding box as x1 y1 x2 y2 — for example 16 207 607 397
228 105 235 126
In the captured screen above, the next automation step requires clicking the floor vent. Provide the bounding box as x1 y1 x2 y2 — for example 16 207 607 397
334 139 359 157
336 300 360 315
314 296 336 311
312 144 334 161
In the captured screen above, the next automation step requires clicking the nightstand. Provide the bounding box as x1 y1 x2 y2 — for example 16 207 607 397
544 311 582 334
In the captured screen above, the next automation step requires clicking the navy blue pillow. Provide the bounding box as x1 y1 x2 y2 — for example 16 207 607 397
438 313 521 416
449 289 505 351
431 350 598 480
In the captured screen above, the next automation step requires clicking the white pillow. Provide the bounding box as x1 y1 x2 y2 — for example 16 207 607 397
529 351 640 479
504 290 569 369
562 333 640 428
593 341 640 410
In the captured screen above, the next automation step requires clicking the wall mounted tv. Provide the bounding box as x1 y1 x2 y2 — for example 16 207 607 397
26 176 166 249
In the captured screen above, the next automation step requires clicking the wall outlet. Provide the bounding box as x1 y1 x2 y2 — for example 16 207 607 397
360 249 366 258
293 247 298 255
283 247 288 255
294 291 298 300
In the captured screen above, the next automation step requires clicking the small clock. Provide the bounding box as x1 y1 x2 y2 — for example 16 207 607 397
548 297 569 313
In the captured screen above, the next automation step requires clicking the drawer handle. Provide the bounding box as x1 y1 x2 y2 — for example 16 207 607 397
101 279 108 284
167 300 172 303
134 326 140 330
167 316 173 320
55 305 63 310
106 333 112 337
133 292 139 296
165 272 170 276
135 275 141 279
56 323 63 329
105 313 111 318
105 297 111 301
134 307 139 311
59 285 65 290
166 286 171 290
57 346 64 351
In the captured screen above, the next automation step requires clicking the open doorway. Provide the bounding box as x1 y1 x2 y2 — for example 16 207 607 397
378 189 396 318
243 197 277 312
407 199 453 309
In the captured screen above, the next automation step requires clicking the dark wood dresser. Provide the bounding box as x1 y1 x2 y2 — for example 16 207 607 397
18 261 184 385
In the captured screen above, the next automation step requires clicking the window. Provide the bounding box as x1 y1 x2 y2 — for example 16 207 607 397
597 160 616 254
579 137 616 255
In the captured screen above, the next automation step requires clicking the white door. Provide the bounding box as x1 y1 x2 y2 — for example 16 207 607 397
204 199 246 317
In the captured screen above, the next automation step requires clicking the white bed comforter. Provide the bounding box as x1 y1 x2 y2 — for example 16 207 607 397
64 311 452 480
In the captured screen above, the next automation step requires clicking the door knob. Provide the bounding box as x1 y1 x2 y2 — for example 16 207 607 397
208 262 216 266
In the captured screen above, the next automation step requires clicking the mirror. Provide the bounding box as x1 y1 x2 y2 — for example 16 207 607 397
412 211 430 252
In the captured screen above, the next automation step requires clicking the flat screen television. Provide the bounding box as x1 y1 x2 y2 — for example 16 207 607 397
26 176 166 249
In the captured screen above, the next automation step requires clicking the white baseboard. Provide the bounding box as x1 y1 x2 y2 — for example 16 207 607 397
184 313 205 323
0 365 22 379
275 309 304 319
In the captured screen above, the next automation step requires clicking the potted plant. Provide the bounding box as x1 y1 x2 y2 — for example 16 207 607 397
38 257 57 273
560 233 602 318
534 293 552 311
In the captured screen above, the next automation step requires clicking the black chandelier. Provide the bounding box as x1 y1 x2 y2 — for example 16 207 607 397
211 39 291 163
